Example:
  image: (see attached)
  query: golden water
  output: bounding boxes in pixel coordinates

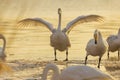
[0,16,120,61]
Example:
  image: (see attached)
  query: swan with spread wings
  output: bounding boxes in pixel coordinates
[17,8,104,61]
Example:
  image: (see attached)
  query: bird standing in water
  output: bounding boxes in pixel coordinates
[18,8,104,61]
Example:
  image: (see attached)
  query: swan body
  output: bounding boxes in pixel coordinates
[42,63,114,80]
[50,30,70,51]
[85,29,108,68]
[0,34,6,61]
[18,8,104,61]
[107,28,120,60]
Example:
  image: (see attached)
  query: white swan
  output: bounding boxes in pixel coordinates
[0,34,6,61]
[85,29,108,68]
[42,63,114,80]
[106,28,120,60]
[17,8,104,61]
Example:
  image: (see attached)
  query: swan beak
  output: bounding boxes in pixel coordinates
[95,40,97,44]
[94,33,97,44]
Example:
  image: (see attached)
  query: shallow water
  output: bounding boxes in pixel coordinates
[0,16,120,61]
[0,17,120,80]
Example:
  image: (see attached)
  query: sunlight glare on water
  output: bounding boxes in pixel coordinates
[0,0,120,61]
[0,16,120,61]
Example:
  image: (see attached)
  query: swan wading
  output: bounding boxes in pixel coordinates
[0,34,6,61]
[18,8,104,61]
[42,63,114,80]
[107,28,120,60]
[85,29,108,68]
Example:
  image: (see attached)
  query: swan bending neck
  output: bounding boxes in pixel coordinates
[118,29,120,37]
[42,63,60,80]
[3,37,6,52]
[0,35,6,52]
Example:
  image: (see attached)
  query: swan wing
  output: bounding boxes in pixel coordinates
[17,18,55,33]
[107,35,117,44]
[61,65,113,80]
[86,39,96,52]
[106,35,119,51]
[62,15,104,33]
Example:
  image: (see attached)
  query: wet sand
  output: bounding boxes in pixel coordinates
[0,59,119,80]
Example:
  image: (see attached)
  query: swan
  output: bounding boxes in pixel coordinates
[85,29,108,68]
[42,63,114,80]
[106,28,120,60]
[17,8,104,61]
[0,34,6,61]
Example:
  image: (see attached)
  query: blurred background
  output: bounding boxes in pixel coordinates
[0,0,120,20]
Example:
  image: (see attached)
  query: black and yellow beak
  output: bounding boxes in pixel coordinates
[94,33,97,44]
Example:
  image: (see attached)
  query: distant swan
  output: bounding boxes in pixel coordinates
[85,29,108,68]
[42,63,114,80]
[18,8,103,61]
[107,28,120,60]
[0,34,6,61]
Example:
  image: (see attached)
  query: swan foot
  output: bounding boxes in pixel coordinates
[97,65,100,68]
[64,58,68,61]
[54,59,58,61]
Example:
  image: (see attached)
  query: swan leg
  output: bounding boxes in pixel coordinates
[118,49,119,60]
[107,50,109,60]
[54,48,58,61]
[64,49,68,61]
[85,55,88,65]
[98,56,101,68]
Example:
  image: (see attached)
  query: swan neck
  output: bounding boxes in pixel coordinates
[118,28,120,34]
[58,13,61,30]
[3,37,6,52]
[0,35,6,52]
[118,29,120,37]
[42,64,60,80]
[94,31,103,44]
[98,32,104,44]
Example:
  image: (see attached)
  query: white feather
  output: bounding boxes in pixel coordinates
[86,29,108,56]
[107,29,120,52]
[85,29,108,68]
[17,8,104,61]
[42,63,114,80]
[106,28,120,60]
[0,34,6,61]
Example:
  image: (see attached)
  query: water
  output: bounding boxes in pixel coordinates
[0,17,120,61]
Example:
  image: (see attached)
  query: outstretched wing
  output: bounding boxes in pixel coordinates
[62,15,104,33]
[17,18,55,33]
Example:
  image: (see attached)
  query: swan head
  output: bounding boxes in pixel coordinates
[58,8,62,15]
[94,29,102,44]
